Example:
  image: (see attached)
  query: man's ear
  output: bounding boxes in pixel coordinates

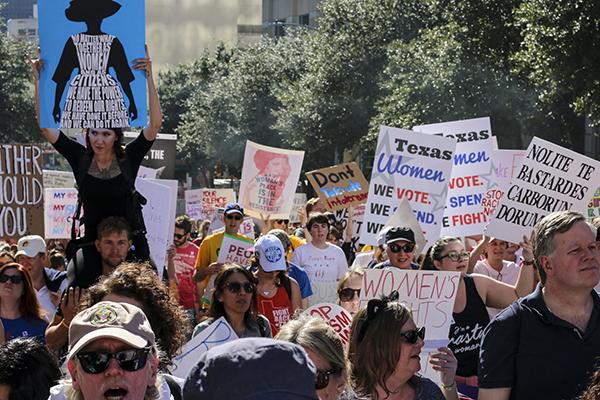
[95,240,101,252]
[539,255,552,277]
[67,359,81,391]
[148,354,159,386]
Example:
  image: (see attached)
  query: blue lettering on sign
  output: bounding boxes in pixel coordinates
[453,151,489,166]
[376,153,445,183]
[449,194,483,208]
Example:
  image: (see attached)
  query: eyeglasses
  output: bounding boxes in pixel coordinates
[76,347,152,374]
[174,233,186,239]
[440,251,470,262]
[224,281,255,294]
[400,326,426,344]
[388,242,415,253]
[275,219,289,224]
[225,214,243,221]
[0,274,23,284]
[315,367,341,390]
[338,288,361,302]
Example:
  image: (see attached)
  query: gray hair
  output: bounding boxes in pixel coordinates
[276,314,346,372]
[532,211,590,284]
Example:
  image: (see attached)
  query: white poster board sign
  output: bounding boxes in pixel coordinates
[44,188,78,239]
[42,169,75,189]
[303,303,352,346]
[216,233,255,266]
[170,317,238,379]
[137,166,158,179]
[334,204,366,251]
[308,282,339,308]
[239,141,304,219]
[482,150,526,219]
[485,137,600,242]
[289,193,307,223]
[361,126,456,246]
[185,188,236,222]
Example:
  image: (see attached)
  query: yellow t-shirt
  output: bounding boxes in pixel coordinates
[288,234,306,260]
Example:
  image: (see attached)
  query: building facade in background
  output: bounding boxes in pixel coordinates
[262,0,320,36]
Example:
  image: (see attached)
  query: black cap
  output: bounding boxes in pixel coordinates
[385,227,415,245]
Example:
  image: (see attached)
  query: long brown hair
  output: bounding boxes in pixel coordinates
[0,263,44,321]
[210,264,259,324]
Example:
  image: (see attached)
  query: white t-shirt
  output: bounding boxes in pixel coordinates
[291,242,348,284]
[36,280,68,322]
[473,259,520,317]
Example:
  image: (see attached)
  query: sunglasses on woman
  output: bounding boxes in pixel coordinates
[388,242,415,253]
[400,326,426,344]
[315,367,341,390]
[0,274,23,284]
[440,251,470,262]
[225,214,243,221]
[76,347,152,374]
[224,281,255,294]
[275,219,289,224]
[338,288,361,302]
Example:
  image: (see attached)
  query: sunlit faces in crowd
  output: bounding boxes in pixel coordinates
[0,266,24,301]
[216,271,256,315]
[433,240,470,275]
[337,268,364,317]
[486,239,508,263]
[95,230,131,270]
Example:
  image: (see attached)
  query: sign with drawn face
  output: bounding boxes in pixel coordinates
[38,0,146,128]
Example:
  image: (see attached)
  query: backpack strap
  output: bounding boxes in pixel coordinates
[279,271,292,301]
[257,315,270,338]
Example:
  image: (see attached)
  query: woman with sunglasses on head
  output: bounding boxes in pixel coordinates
[337,268,364,317]
[253,234,302,336]
[420,236,536,398]
[277,314,348,400]
[192,263,272,338]
[348,292,458,400]
[0,263,48,343]
[31,44,162,262]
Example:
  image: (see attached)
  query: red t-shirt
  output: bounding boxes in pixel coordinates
[174,241,199,309]
[257,286,293,336]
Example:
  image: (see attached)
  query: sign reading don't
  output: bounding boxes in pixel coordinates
[306,162,369,211]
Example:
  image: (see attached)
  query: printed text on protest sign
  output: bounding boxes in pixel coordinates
[307,162,369,211]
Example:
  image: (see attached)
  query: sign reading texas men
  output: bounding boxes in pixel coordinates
[414,117,496,237]
[38,0,146,129]
[360,126,455,246]
[306,162,369,211]
[485,137,600,242]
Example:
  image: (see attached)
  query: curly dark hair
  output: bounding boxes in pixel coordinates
[581,367,600,400]
[80,262,190,370]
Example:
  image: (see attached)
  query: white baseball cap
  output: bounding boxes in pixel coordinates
[255,234,286,272]
[15,235,46,258]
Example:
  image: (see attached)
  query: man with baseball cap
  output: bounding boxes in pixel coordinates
[194,203,252,311]
[16,235,67,320]
[54,301,159,400]
[372,226,419,270]
[184,337,319,399]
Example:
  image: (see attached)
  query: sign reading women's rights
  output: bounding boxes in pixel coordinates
[185,188,236,221]
[171,317,238,379]
[306,162,369,211]
[0,144,44,238]
[482,150,526,219]
[38,0,146,129]
[303,303,352,346]
[216,234,255,266]
[44,188,78,239]
[239,141,304,219]
[361,126,455,246]
[414,117,496,237]
[486,137,600,242]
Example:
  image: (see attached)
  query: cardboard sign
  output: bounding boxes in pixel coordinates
[361,269,459,347]
[185,188,236,222]
[124,132,176,178]
[170,317,238,379]
[38,0,146,129]
[289,193,307,223]
[44,188,78,239]
[307,162,369,211]
[239,141,304,219]
[334,204,366,251]
[303,303,353,346]
[361,127,455,246]
[216,233,255,266]
[485,137,600,242]
[136,178,174,279]
[0,144,44,238]
[42,169,75,188]
[483,150,526,219]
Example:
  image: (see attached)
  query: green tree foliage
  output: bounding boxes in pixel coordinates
[0,18,37,143]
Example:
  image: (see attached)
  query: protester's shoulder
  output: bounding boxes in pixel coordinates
[371,261,389,270]
[415,376,444,400]
[202,231,225,244]
[328,243,347,256]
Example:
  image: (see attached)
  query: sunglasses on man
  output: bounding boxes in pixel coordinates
[76,347,152,374]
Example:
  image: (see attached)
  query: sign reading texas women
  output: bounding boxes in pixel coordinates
[38,0,146,129]
[361,126,456,246]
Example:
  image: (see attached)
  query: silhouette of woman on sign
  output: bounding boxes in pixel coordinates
[52,0,137,129]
